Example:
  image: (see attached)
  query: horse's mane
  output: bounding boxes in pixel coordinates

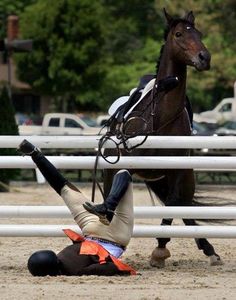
[155,45,164,74]
[155,18,195,74]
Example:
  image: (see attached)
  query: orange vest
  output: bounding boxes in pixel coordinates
[63,229,136,275]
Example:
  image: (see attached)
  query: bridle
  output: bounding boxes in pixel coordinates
[91,76,182,202]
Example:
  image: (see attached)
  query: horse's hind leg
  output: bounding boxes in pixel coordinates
[182,219,223,265]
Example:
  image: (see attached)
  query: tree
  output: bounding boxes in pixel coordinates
[15,0,161,110]
[14,0,236,112]
[15,0,106,111]
[97,0,162,108]
[0,0,36,38]
[0,86,19,192]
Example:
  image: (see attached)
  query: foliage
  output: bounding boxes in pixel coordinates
[13,0,236,112]
[98,0,162,107]
[15,0,106,111]
[0,0,36,38]
[0,86,19,191]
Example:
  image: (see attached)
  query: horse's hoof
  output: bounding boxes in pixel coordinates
[150,247,171,268]
[209,255,223,266]
[150,258,166,268]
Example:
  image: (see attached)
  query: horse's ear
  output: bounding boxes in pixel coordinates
[163,8,173,25]
[184,11,195,24]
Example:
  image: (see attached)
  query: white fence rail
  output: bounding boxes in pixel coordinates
[1,135,236,149]
[0,224,236,238]
[1,205,236,219]
[1,205,236,238]
[1,155,236,170]
[0,135,236,238]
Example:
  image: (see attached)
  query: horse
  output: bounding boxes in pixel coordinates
[102,9,223,268]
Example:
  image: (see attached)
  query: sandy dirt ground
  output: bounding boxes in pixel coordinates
[0,182,236,300]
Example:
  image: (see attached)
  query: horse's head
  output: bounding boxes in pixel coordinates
[164,9,211,71]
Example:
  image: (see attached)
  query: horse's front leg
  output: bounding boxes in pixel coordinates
[149,170,195,268]
[150,218,172,268]
[146,177,172,267]
[182,219,223,266]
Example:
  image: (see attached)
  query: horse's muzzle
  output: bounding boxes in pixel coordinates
[194,50,211,71]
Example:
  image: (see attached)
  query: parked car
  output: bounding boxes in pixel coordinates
[18,113,105,136]
[194,82,236,124]
[215,121,236,136]
[192,121,236,156]
[191,121,219,156]
[192,121,217,136]
[79,114,98,127]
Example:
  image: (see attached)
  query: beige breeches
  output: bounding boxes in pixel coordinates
[61,173,133,247]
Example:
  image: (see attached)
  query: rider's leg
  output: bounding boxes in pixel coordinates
[83,170,132,224]
[82,173,134,247]
[60,170,134,247]
[18,139,98,225]
[18,140,134,247]
[18,139,79,194]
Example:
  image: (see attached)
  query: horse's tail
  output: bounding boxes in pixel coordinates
[193,187,236,207]
[146,178,235,223]
[192,189,235,223]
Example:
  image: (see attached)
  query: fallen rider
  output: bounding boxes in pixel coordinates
[18,139,136,276]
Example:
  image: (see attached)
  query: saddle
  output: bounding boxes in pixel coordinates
[107,74,193,129]
[108,74,156,124]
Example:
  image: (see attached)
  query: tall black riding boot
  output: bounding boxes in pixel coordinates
[18,139,74,195]
[83,170,132,225]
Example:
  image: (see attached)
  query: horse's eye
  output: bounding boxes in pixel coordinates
[175,32,182,38]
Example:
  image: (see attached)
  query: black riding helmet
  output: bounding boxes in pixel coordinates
[28,250,61,276]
